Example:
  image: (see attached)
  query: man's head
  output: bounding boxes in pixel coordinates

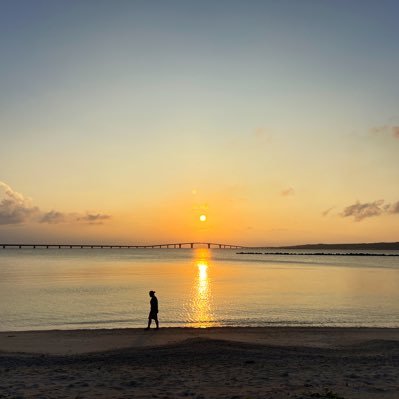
[149,290,155,297]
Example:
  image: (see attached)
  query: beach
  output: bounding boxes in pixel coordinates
[1,327,398,398]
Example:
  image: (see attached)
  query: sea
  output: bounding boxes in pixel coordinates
[1,248,398,331]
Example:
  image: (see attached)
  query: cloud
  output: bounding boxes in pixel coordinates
[341,198,399,221]
[322,207,335,217]
[387,201,399,214]
[341,200,386,221]
[0,181,110,226]
[371,125,399,139]
[0,182,39,225]
[39,211,111,225]
[281,187,295,196]
[76,213,111,224]
[39,210,66,224]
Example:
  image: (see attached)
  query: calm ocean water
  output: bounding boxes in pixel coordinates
[0,248,398,331]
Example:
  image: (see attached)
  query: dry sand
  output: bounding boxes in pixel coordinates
[0,327,398,398]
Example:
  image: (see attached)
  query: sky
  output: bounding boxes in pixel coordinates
[1,0,399,246]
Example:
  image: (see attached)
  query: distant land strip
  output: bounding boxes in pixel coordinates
[269,242,399,250]
[237,252,399,257]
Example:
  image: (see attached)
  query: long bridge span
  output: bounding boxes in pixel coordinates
[0,242,246,249]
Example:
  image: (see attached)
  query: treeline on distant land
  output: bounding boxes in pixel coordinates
[275,242,399,250]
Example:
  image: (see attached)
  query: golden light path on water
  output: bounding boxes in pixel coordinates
[188,248,217,328]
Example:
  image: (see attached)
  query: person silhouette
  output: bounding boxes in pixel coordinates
[145,290,159,330]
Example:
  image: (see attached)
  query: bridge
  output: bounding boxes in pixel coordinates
[0,242,246,249]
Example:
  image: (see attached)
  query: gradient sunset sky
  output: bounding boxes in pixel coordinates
[1,0,399,246]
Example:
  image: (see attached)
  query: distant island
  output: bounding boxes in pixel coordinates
[271,242,399,250]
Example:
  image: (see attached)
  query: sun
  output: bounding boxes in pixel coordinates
[199,214,207,222]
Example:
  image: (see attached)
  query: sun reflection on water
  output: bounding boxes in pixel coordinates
[188,248,216,328]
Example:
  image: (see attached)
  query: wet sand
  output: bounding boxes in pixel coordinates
[1,327,398,398]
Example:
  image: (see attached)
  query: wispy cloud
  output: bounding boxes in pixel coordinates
[322,206,335,217]
[39,211,111,225]
[40,210,66,224]
[0,181,111,226]
[281,187,295,196]
[76,213,111,224]
[370,125,399,139]
[340,199,399,221]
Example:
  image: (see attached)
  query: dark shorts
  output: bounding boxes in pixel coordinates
[149,311,158,320]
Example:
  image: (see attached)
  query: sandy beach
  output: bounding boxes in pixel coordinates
[0,327,398,398]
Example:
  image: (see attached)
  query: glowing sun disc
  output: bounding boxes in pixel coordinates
[199,214,207,222]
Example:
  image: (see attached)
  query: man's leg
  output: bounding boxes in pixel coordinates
[146,318,152,330]
[155,317,159,329]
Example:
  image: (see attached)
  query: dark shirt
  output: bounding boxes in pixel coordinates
[150,296,158,313]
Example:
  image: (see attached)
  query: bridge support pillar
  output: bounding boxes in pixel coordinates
[207,243,211,249]
[190,243,193,249]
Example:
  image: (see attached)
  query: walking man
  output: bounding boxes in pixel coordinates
[145,290,159,330]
